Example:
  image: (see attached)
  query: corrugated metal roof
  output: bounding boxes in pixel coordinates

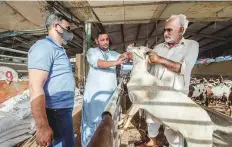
[0,1,232,60]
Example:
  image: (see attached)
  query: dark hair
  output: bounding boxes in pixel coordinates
[45,13,70,29]
[96,31,112,45]
[96,31,108,39]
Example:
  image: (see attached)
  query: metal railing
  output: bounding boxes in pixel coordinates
[0,46,28,55]
[88,79,124,147]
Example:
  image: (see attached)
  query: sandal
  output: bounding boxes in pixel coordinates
[134,139,149,146]
[134,139,157,147]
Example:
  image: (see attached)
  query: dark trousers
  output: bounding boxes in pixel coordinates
[46,108,75,147]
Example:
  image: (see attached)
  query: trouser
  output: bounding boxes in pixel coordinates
[46,108,75,147]
[146,113,184,147]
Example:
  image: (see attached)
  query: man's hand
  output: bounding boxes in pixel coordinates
[148,52,182,73]
[116,55,127,65]
[149,52,160,63]
[126,52,133,60]
[121,52,128,58]
[36,124,53,147]
[97,53,128,68]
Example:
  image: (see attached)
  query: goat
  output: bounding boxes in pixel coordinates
[123,46,232,147]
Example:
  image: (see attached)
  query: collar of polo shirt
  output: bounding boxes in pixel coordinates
[45,36,64,49]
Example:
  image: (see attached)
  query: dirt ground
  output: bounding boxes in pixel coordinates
[208,103,232,117]
[119,88,169,147]
[119,112,169,147]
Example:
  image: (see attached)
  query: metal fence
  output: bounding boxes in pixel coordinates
[88,79,124,147]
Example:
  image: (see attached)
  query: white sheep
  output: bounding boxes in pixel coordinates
[123,46,232,147]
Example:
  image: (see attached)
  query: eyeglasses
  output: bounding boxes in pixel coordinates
[164,28,172,32]
[58,24,71,32]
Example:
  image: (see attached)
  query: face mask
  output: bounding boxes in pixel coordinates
[57,24,74,45]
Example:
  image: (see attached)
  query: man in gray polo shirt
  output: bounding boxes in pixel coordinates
[28,13,75,147]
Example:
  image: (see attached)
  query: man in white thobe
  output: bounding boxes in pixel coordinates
[136,14,199,147]
[81,32,128,147]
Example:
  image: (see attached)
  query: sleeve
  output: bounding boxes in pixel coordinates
[180,41,199,75]
[152,44,162,54]
[114,51,121,60]
[86,48,101,68]
[27,42,54,72]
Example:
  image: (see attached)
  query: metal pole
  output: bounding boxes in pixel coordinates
[83,22,91,85]
[0,55,27,61]
[0,46,27,55]
[86,23,92,51]
[17,70,28,73]
[0,62,27,66]
[83,27,86,86]
[155,21,158,46]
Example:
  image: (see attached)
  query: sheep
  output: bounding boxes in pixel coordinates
[123,46,232,147]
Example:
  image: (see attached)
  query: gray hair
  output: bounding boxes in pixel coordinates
[45,13,68,29]
[166,14,189,35]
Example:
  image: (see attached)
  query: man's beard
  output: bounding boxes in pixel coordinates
[164,35,179,43]
[100,44,109,51]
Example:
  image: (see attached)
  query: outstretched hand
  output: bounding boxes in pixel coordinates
[116,54,128,65]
